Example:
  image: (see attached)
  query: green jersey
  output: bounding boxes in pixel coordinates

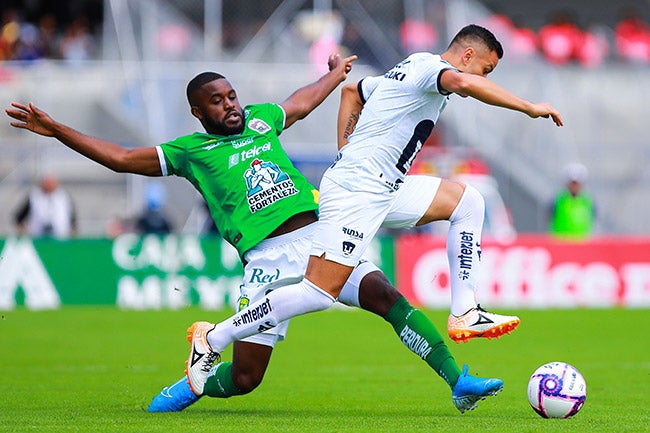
[157,103,319,257]
[549,190,594,240]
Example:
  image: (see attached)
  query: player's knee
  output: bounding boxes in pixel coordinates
[232,371,264,394]
[465,184,485,210]
[358,271,402,317]
[450,183,485,223]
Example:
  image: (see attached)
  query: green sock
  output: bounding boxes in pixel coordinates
[203,362,244,398]
[385,296,461,389]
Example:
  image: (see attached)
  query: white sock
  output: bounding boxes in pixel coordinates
[447,185,484,316]
[207,279,335,353]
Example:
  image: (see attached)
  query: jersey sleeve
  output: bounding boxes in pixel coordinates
[358,75,382,103]
[156,137,188,177]
[254,103,286,134]
[155,146,169,176]
[414,56,457,96]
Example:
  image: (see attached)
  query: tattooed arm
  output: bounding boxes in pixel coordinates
[336,82,364,150]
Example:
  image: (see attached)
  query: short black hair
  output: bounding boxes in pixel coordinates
[186,72,226,105]
[449,24,503,59]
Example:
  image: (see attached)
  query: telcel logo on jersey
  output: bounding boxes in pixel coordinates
[229,141,272,167]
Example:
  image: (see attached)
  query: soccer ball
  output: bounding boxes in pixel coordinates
[527,362,586,418]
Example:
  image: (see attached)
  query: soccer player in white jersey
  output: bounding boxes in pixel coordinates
[182,24,564,397]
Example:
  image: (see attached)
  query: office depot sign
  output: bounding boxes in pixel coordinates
[397,235,650,308]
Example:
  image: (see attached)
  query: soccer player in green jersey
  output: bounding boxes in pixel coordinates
[7,53,502,413]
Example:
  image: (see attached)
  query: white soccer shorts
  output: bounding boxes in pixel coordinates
[240,222,380,347]
[310,174,441,267]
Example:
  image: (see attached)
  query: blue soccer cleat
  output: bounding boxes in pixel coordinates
[148,376,201,412]
[452,364,504,413]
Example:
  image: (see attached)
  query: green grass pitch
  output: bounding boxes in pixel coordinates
[0,307,648,432]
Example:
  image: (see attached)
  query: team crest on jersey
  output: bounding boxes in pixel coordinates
[244,158,299,213]
[247,118,271,134]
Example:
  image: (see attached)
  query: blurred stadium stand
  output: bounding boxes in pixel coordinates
[0,0,648,236]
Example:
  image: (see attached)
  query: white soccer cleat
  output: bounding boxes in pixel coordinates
[448,305,520,344]
[184,321,220,396]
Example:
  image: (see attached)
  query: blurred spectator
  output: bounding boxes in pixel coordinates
[35,14,60,59]
[548,163,596,240]
[305,11,344,75]
[615,7,650,64]
[483,13,539,61]
[539,10,583,65]
[59,16,95,64]
[508,18,539,60]
[399,19,438,54]
[576,23,610,68]
[157,23,192,60]
[13,22,41,61]
[309,34,339,74]
[14,175,77,238]
[0,8,101,63]
[0,8,20,61]
[106,214,127,238]
[135,182,173,234]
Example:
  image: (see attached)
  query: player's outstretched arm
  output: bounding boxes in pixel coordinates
[281,53,357,129]
[337,82,364,150]
[6,102,162,176]
[439,70,564,127]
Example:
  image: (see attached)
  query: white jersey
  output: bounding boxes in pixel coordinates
[26,187,75,238]
[325,52,456,193]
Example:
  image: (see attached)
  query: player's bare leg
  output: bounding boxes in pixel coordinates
[304,253,354,298]
[149,341,272,412]
[416,178,465,225]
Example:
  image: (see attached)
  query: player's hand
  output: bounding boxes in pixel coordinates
[328,53,358,75]
[6,102,57,137]
[528,102,564,127]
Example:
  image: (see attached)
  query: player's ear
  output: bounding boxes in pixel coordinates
[190,106,202,120]
[462,47,475,65]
